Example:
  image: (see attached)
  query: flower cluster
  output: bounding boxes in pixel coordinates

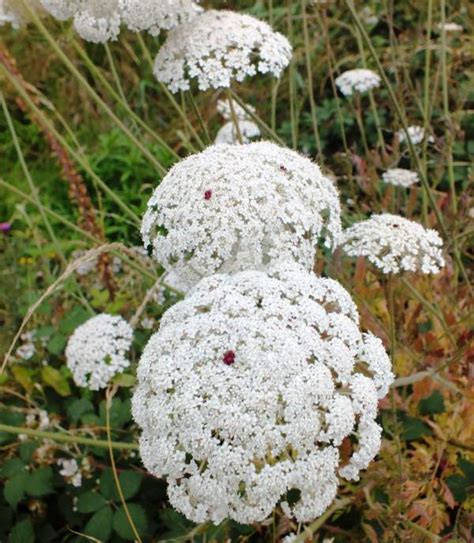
[335,68,381,96]
[0,0,22,28]
[397,125,434,146]
[133,262,393,524]
[40,0,200,42]
[65,313,133,390]
[153,10,292,92]
[339,213,445,274]
[57,458,82,487]
[437,22,463,32]
[381,168,419,188]
[141,141,342,290]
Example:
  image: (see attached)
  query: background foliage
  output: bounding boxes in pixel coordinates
[0,0,473,541]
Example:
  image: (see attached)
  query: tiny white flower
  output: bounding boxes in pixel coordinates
[397,125,434,145]
[381,168,419,188]
[340,213,445,274]
[57,458,82,487]
[133,262,393,524]
[153,10,292,92]
[65,314,133,390]
[437,22,463,32]
[335,68,381,97]
[141,142,342,291]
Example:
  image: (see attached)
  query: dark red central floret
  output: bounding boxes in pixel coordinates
[223,350,236,365]
[204,190,212,200]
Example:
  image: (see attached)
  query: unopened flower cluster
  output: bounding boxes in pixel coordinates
[153,10,292,92]
[382,168,419,188]
[340,214,445,274]
[40,0,200,42]
[133,262,393,524]
[335,69,381,97]
[141,142,342,290]
[65,313,133,390]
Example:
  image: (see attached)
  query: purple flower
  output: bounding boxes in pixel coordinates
[0,222,11,233]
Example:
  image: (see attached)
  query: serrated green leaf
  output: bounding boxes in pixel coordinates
[112,503,147,540]
[25,467,54,497]
[4,471,28,508]
[84,506,113,542]
[118,471,143,500]
[66,398,94,424]
[9,518,35,543]
[419,390,445,415]
[58,306,89,334]
[77,491,107,514]
[41,366,71,397]
[0,458,25,478]
[46,334,67,355]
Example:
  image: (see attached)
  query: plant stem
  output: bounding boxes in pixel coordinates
[0,424,138,450]
[227,89,243,144]
[301,0,323,160]
[293,498,351,542]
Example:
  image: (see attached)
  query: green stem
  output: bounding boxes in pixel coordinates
[0,424,138,450]
[287,0,298,149]
[21,2,167,176]
[1,64,140,225]
[301,0,323,160]
[293,498,351,542]
[227,89,243,144]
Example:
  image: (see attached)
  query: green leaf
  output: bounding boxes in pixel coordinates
[459,458,474,484]
[46,333,67,355]
[445,474,469,503]
[9,518,35,543]
[0,458,25,478]
[84,506,113,542]
[58,306,90,334]
[118,471,143,500]
[20,440,40,463]
[11,365,35,393]
[419,390,445,415]
[399,413,432,441]
[112,503,147,540]
[25,467,54,497]
[4,471,28,508]
[112,373,136,387]
[77,491,107,514]
[41,366,71,397]
[99,469,116,500]
[66,398,94,424]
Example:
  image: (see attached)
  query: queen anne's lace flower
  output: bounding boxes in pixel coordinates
[153,10,292,92]
[141,141,342,290]
[133,262,393,524]
[397,125,434,145]
[0,0,22,27]
[215,120,261,145]
[119,0,200,36]
[340,214,445,274]
[65,314,133,390]
[438,22,463,32]
[381,168,419,188]
[335,68,381,96]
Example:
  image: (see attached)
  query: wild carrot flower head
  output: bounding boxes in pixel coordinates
[132,262,393,524]
[397,125,434,145]
[381,168,419,188]
[118,0,201,36]
[335,68,381,96]
[340,213,445,274]
[65,313,133,390]
[141,141,342,290]
[153,10,292,92]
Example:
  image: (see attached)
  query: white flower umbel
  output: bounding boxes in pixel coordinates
[153,10,292,92]
[57,458,82,487]
[340,214,445,274]
[133,262,393,524]
[65,314,133,390]
[141,141,342,290]
[119,0,200,36]
[335,68,381,97]
[0,0,22,27]
[214,120,261,145]
[397,125,434,145]
[217,99,255,121]
[381,168,419,188]
[437,22,463,32]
